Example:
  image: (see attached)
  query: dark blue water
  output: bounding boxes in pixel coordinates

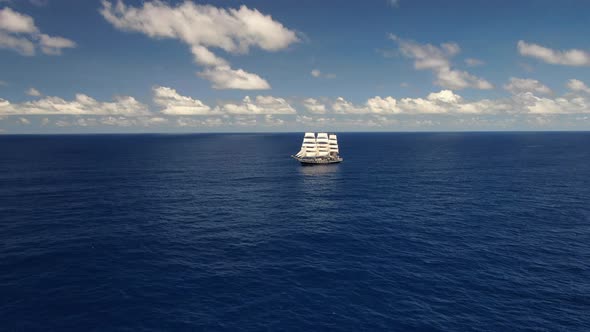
[1,133,589,331]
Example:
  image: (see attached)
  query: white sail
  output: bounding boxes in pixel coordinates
[295,148,306,157]
[329,134,339,154]
[303,132,317,157]
[316,132,330,157]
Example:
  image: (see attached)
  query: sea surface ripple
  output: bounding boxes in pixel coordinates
[1,132,589,331]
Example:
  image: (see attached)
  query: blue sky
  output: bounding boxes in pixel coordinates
[1,0,589,133]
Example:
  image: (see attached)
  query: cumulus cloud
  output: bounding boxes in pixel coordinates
[4,80,590,131]
[152,87,296,115]
[517,41,590,66]
[302,98,326,113]
[324,86,590,116]
[332,97,370,114]
[26,87,41,97]
[0,7,75,56]
[567,79,590,94]
[0,94,149,115]
[215,95,296,114]
[331,90,481,115]
[153,86,215,115]
[366,96,400,114]
[0,7,37,33]
[100,0,299,90]
[296,114,333,126]
[513,92,589,114]
[389,34,493,90]
[504,77,552,95]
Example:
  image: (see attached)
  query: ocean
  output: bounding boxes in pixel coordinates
[1,132,589,331]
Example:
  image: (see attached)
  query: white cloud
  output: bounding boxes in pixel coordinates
[396,96,447,114]
[52,116,170,128]
[4,81,590,131]
[517,41,590,66]
[0,31,35,55]
[465,58,484,67]
[19,117,30,125]
[567,79,590,94]
[302,98,326,113]
[100,0,299,90]
[367,96,400,114]
[0,7,75,56]
[153,86,295,116]
[296,114,333,126]
[232,115,257,126]
[216,95,296,114]
[144,117,168,125]
[435,67,493,90]
[427,90,463,103]
[389,34,493,90]
[332,90,493,115]
[38,34,76,55]
[504,77,552,95]
[26,87,41,97]
[190,45,228,67]
[0,7,37,34]
[513,92,589,114]
[264,114,285,126]
[310,68,335,79]
[198,65,270,90]
[153,86,215,115]
[323,88,587,115]
[332,97,369,114]
[0,94,149,115]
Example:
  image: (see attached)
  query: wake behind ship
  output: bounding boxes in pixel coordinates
[291,132,343,165]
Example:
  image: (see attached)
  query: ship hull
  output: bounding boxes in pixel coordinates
[291,155,343,165]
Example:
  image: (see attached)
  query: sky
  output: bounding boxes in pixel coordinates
[0,0,590,133]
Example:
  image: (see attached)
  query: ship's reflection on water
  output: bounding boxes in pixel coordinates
[297,164,341,176]
[296,164,343,216]
[298,164,342,198]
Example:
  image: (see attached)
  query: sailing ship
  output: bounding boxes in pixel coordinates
[291,132,343,165]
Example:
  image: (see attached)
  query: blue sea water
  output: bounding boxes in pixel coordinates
[1,132,589,331]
